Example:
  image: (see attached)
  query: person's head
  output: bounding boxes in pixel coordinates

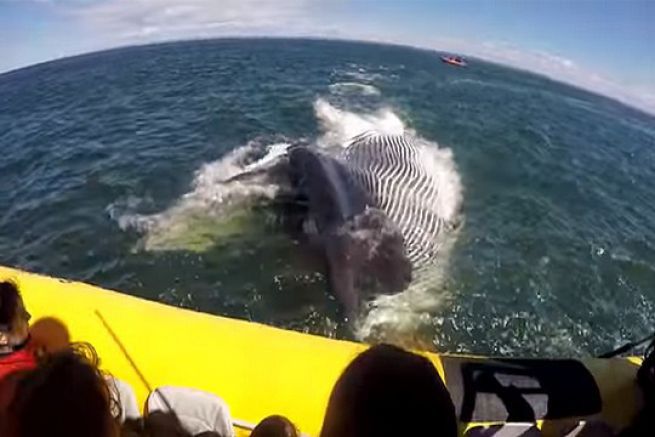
[0,281,31,350]
[5,342,120,437]
[320,344,457,437]
[251,415,299,437]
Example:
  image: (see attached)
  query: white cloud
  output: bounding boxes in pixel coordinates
[74,0,322,43]
[458,41,655,115]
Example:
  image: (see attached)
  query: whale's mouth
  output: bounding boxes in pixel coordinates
[325,208,413,315]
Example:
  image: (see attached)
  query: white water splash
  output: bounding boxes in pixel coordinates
[244,142,291,172]
[113,140,290,251]
[329,81,381,96]
[415,139,463,224]
[355,228,461,343]
[314,98,405,148]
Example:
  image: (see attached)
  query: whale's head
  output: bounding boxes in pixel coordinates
[286,146,412,318]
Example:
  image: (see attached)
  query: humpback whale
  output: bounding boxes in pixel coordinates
[276,132,460,318]
[204,131,460,318]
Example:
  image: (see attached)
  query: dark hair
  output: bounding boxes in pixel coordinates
[8,342,120,437]
[320,344,458,437]
[0,281,20,327]
[251,415,299,437]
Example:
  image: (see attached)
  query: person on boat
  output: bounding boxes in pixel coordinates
[0,281,36,383]
[250,415,299,437]
[146,386,299,437]
[146,386,234,437]
[2,342,123,437]
[320,343,457,437]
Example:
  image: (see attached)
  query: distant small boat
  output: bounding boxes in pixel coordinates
[441,55,467,67]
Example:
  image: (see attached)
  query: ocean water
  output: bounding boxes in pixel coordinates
[1,38,655,357]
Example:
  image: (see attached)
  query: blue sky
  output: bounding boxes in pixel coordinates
[1,0,654,113]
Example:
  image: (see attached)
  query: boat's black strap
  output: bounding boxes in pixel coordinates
[441,357,602,423]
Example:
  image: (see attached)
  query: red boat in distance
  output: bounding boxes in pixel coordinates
[441,55,468,67]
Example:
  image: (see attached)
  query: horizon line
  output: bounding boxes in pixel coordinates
[2,35,654,119]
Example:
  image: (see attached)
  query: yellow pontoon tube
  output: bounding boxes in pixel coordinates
[0,266,643,436]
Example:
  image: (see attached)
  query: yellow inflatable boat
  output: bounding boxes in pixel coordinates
[0,266,643,436]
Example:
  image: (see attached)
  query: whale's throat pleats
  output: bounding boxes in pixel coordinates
[341,133,446,265]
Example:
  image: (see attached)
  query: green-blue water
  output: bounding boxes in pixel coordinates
[1,39,655,356]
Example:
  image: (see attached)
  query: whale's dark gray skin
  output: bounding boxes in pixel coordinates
[287,146,370,233]
[286,146,413,318]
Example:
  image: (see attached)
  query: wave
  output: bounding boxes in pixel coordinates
[342,67,385,83]
[329,81,380,96]
[448,77,531,95]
